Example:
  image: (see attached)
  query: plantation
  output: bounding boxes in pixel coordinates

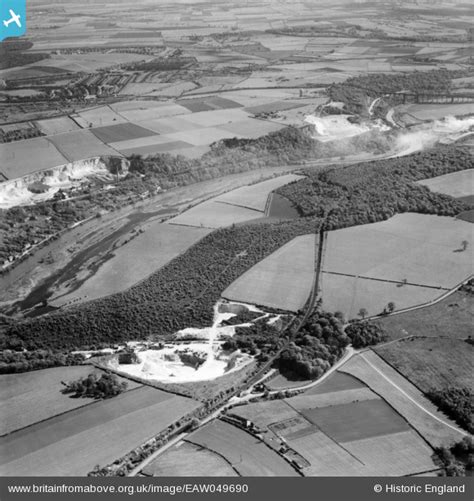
[2,219,316,352]
[277,147,472,230]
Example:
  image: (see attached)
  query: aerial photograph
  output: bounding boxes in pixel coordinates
[0,0,473,489]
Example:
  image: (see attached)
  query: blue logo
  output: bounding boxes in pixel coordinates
[1,0,26,42]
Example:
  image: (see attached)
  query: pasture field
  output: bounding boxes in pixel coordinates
[46,130,119,162]
[35,116,80,136]
[214,174,304,212]
[0,138,67,180]
[222,234,316,312]
[0,387,200,476]
[72,106,128,128]
[90,123,158,144]
[109,101,165,113]
[376,290,473,341]
[320,273,443,320]
[51,223,212,306]
[107,135,183,152]
[339,351,465,447]
[375,337,473,392]
[137,117,203,134]
[417,169,473,199]
[0,366,141,436]
[119,141,194,157]
[167,200,262,229]
[322,214,473,289]
[186,420,298,477]
[166,127,243,147]
[142,442,238,477]
[304,372,365,395]
[179,109,250,127]
[176,96,242,112]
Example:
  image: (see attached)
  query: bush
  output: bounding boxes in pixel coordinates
[345,322,386,348]
[61,372,127,399]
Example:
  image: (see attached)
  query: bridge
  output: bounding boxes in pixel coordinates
[390,92,474,105]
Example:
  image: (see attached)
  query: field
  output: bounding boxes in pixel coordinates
[0,386,200,476]
[46,130,119,162]
[186,419,299,477]
[35,116,81,136]
[0,366,141,436]
[376,289,473,341]
[90,123,158,144]
[142,442,238,477]
[214,174,304,212]
[51,223,212,307]
[72,106,128,128]
[230,368,437,476]
[417,169,474,199]
[320,213,473,318]
[0,138,67,179]
[222,234,316,312]
[375,337,473,392]
[339,351,466,447]
[404,104,474,121]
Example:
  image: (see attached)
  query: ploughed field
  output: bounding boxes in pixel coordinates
[229,371,438,476]
[222,234,316,312]
[0,381,200,476]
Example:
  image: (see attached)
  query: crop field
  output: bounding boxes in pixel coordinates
[142,442,238,477]
[167,200,263,229]
[46,130,119,162]
[287,388,379,411]
[118,105,191,123]
[0,386,200,476]
[0,366,141,436]
[375,337,473,392]
[222,234,316,312]
[166,127,243,147]
[219,119,285,138]
[417,169,474,199]
[300,399,409,442]
[0,138,68,180]
[232,367,437,476]
[376,289,473,341]
[322,213,473,290]
[180,109,250,127]
[72,106,128,128]
[35,116,81,136]
[214,174,304,212]
[90,123,158,144]
[176,96,243,113]
[186,420,298,477]
[339,351,465,447]
[51,223,212,306]
[320,273,443,320]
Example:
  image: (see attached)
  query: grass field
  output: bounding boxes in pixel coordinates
[0,138,67,180]
[47,130,119,162]
[322,214,473,290]
[167,200,263,229]
[186,420,298,477]
[0,386,200,476]
[214,174,304,212]
[35,117,80,136]
[51,223,212,307]
[376,290,473,341]
[375,337,473,392]
[0,366,141,436]
[230,401,299,428]
[339,351,465,447]
[222,234,316,312]
[142,442,238,477]
[405,104,474,120]
[321,273,444,320]
[72,106,128,128]
[417,169,474,199]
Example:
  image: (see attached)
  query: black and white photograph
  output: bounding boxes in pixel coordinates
[0,0,472,499]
